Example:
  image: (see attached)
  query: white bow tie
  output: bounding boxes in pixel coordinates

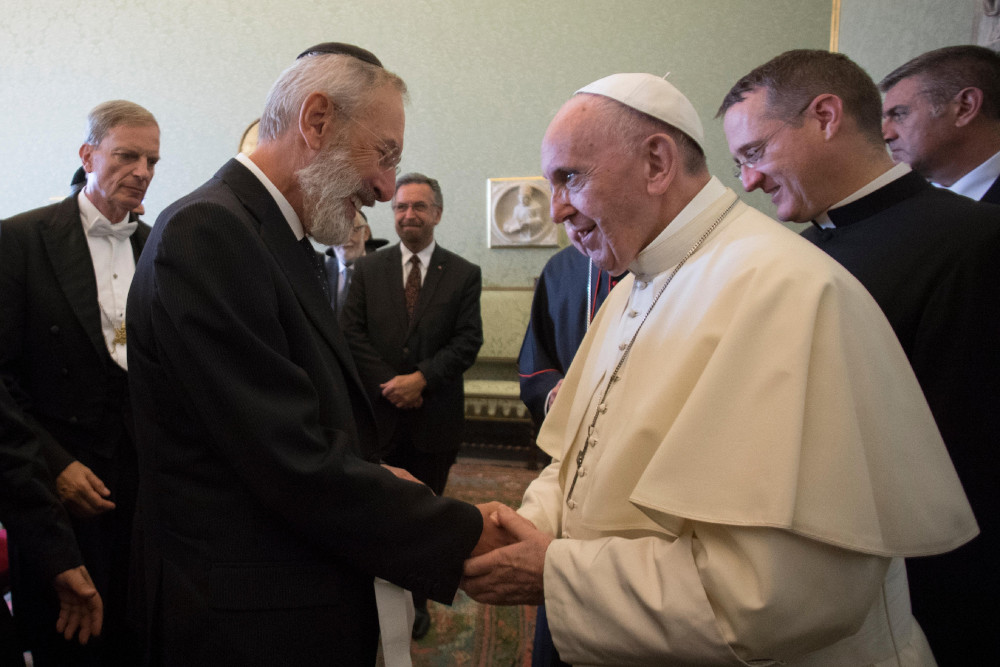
[88,218,138,241]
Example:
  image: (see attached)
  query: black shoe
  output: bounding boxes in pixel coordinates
[412,605,431,640]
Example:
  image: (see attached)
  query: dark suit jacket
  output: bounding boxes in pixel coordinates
[518,246,623,427]
[0,190,148,477]
[981,173,1000,204]
[341,243,483,456]
[127,159,481,666]
[0,192,146,649]
[801,171,1000,664]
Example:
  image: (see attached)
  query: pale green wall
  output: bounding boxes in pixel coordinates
[838,0,981,81]
[0,0,832,286]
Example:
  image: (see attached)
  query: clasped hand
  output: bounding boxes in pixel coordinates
[380,371,426,409]
[463,504,553,606]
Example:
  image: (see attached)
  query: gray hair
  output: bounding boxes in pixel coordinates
[582,94,707,176]
[879,45,1000,120]
[394,172,443,209]
[84,100,158,146]
[258,53,407,143]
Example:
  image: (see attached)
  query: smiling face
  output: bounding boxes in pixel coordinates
[881,75,955,182]
[80,123,160,222]
[393,183,441,253]
[299,85,405,245]
[541,96,657,275]
[723,88,830,222]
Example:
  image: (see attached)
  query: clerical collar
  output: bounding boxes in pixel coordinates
[235,153,305,241]
[813,163,911,229]
[629,176,730,280]
[78,189,129,228]
[940,148,1000,201]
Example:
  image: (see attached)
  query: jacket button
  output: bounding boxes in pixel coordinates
[50,325,60,335]
[69,416,78,424]
[61,368,70,376]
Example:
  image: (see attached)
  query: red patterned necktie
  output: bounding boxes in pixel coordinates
[405,254,421,319]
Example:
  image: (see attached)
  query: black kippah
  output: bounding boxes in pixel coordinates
[295,42,383,68]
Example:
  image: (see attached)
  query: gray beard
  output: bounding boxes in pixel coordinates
[297,146,366,246]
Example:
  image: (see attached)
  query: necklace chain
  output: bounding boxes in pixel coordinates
[98,300,127,350]
[566,196,739,502]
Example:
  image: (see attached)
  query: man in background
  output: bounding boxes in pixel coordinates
[0,99,158,666]
[880,45,1000,203]
[342,172,483,639]
[720,49,1000,664]
[1,382,104,665]
[324,209,386,317]
[518,246,624,428]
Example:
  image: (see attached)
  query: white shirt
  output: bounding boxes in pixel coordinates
[79,190,134,370]
[236,153,304,240]
[940,148,1000,201]
[399,241,435,286]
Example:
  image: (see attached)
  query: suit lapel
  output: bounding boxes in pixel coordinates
[217,160,367,394]
[40,195,107,358]
[381,245,408,333]
[982,174,1000,205]
[407,245,447,335]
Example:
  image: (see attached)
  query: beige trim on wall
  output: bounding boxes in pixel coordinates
[830,0,841,52]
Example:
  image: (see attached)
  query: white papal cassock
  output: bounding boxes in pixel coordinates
[519,177,977,666]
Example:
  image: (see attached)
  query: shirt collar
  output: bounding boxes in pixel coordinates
[814,163,911,229]
[400,240,435,268]
[940,148,1000,201]
[78,189,129,229]
[235,153,305,240]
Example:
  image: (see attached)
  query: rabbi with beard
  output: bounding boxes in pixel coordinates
[126,43,504,666]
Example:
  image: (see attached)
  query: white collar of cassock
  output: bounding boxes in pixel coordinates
[629,176,728,280]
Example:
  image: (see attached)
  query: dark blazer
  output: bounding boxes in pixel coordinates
[517,246,624,427]
[0,191,146,657]
[801,171,1000,664]
[981,173,1000,204]
[341,243,483,456]
[127,159,481,666]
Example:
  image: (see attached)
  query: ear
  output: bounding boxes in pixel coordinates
[298,92,335,152]
[953,87,984,128]
[362,225,372,241]
[79,144,93,172]
[645,133,679,196]
[807,93,844,139]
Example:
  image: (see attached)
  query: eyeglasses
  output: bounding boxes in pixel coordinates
[392,201,437,215]
[731,121,792,179]
[347,116,402,174]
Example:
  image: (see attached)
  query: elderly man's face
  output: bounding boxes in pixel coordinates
[723,88,827,222]
[80,123,160,222]
[881,75,955,183]
[541,96,653,275]
[299,85,404,245]
[333,212,370,265]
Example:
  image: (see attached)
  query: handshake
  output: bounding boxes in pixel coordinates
[462,502,554,606]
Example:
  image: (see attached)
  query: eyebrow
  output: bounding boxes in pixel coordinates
[882,104,909,118]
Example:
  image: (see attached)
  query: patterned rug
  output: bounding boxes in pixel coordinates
[412,459,541,667]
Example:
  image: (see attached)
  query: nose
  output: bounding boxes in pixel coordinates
[549,188,575,224]
[882,119,897,143]
[133,157,153,181]
[372,168,395,202]
[739,165,764,192]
